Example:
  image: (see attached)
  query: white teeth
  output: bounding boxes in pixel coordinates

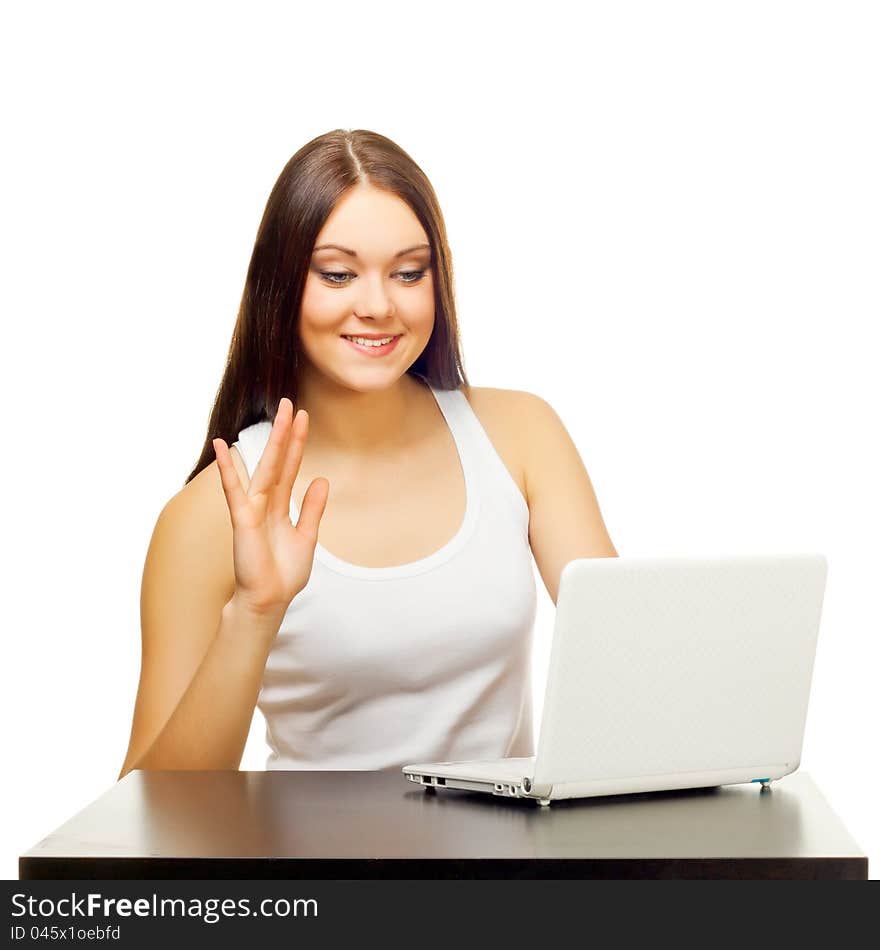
[344,335,396,347]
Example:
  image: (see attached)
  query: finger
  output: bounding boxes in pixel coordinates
[249,397,294,497]
[213,438,250,521]
[295,477,330,543]
[270,408,308,522]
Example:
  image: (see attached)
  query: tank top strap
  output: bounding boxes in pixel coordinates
[425,384,481,504]
[427,384,529,526]
[231,419,272,480]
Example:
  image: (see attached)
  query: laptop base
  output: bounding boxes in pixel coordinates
[402,757,792,805]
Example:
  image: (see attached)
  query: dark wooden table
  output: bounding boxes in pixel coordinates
[19,769,867,879]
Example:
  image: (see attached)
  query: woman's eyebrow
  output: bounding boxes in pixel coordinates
[312,243,430,258]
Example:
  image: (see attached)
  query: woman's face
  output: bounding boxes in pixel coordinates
[299,183,435,393]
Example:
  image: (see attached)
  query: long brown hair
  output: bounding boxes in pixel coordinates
[185,128,468,484]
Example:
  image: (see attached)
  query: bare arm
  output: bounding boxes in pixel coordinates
[519,393,618,603]
[118,401,328,780]
[117,449,273,779]
[118,592,284,778]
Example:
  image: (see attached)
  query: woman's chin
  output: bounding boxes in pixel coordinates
[323,365,411,394]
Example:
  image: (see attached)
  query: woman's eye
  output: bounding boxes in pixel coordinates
[319,271,353,285]
[318,269,427,286]
[397,269,426,284]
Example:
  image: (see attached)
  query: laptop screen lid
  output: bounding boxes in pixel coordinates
[532,554,827,790]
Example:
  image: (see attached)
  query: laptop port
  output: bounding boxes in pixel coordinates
[422,776,432,784]
[436,777,446,785]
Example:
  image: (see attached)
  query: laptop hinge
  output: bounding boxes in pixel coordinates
[522,776,552,798]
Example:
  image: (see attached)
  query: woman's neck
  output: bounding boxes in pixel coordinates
[294,369,431,457]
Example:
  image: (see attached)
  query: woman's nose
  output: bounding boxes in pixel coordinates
[355,272,395,319]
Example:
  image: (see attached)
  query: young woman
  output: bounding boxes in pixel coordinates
[118,129,617,780]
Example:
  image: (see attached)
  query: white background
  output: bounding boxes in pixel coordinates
[1,1,877,880]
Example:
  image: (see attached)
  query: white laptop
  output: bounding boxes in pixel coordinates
[402,553,827,805]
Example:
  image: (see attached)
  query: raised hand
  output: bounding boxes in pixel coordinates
[212,398,329,617]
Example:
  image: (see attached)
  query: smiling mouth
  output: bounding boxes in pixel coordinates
[341,334,401,347]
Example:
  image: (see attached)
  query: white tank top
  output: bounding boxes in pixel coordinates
[233,380,536,770]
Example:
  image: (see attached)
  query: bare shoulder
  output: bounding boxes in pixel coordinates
[460,385,574,503]
[461,384,557,437]
[163,457,227,529]
[164,446,250,523]
[459,385,553,499]
[145,451,247,604]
